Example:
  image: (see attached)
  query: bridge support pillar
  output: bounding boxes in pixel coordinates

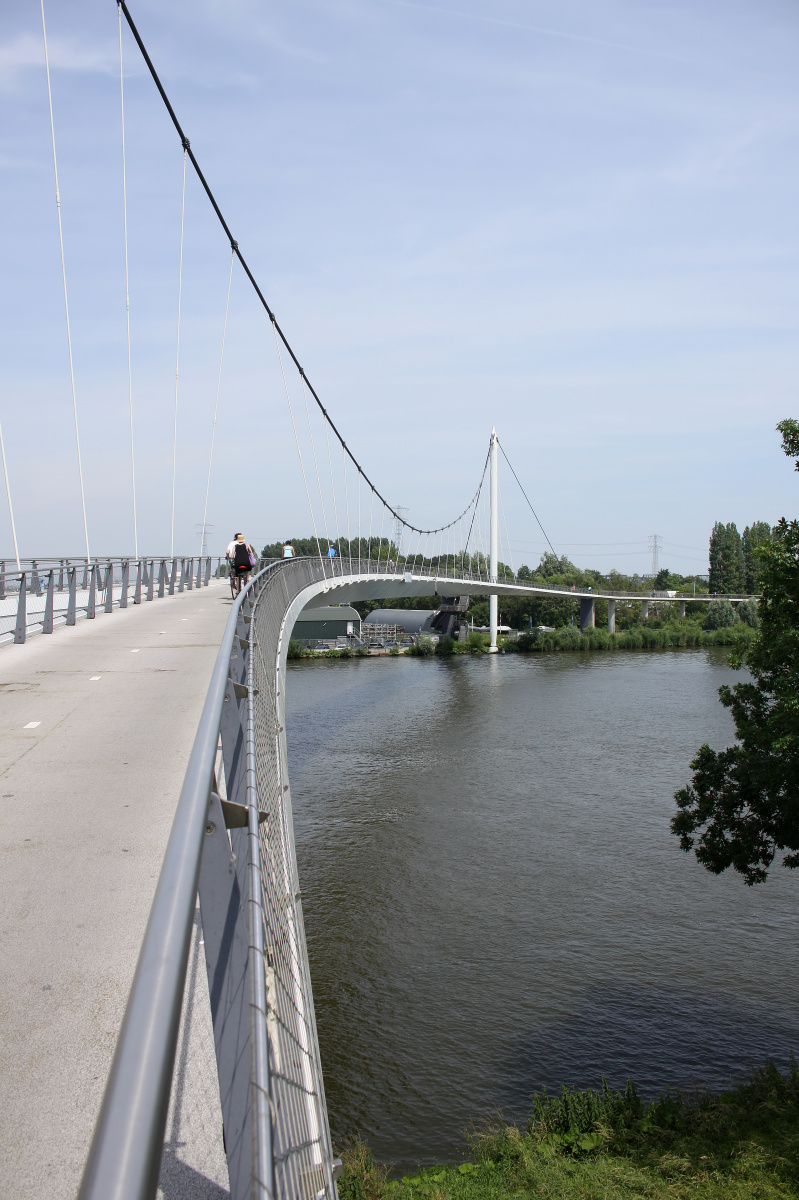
[580,597,595,633]
[489,428,499,652]
[641,599,649,621]
[679,600,686,619]
[607,598,615,633]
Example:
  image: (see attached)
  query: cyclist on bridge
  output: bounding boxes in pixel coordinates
[226,532,256,596]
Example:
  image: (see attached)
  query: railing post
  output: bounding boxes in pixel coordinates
[0,560,4,601]
[82,562,89,589]
[134,560,142,605]
[148,561,155,602]
[43,570,55,634]
[120,561,129,609]
[104,563,114,614]
[67,567,77,626]
[178,559,185,594]
[195,557,202,589]
[88,565,96,619]
[158,560,166,599]
[14,573,27,644]
[204,556,211,586]
[169,559,177,596]
[187,558,194,591]
[32,559,42,597]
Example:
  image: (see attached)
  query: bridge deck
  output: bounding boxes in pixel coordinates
[0,582,232,1200]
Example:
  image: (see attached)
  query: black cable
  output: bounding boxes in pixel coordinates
[117,0,480,538]
[497,441,558,559]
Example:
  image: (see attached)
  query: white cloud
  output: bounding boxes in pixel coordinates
[0,32,117,90]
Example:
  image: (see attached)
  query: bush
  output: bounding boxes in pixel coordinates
[737,597,760,628]
[436,634,456,655]
[287,639,305,659]
[704,599,738,630]
[467,631,488,652]
[411,634,435,657]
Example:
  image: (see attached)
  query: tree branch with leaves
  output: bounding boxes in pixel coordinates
[671,420,799,884]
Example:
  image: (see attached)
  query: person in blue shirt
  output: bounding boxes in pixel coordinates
[282,541,295,559]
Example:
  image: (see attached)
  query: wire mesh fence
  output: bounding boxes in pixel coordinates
[250,558,337,1200]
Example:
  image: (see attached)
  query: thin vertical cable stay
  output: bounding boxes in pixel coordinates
[171,145,188,560]
[118,2,137,558]
[41,0,90,564]
[0,417,20,570]
[201,248,235,556]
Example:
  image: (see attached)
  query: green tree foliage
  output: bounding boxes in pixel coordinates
[742,521,771,593]
[672,422,799,884]
[536,551,579,578]
[737,598,759,628]
[708,521,745,593]
[704,599,738,630]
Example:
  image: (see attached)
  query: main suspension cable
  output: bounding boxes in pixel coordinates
[117,0,485,539]
[41,0,90,564]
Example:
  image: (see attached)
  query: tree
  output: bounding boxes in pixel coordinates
[742,522,771,593]
[537,551,578,578]
[672,422,799,884]
[708,522,745,593]
[704,599,737,630]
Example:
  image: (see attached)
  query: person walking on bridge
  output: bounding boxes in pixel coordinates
[226,532,256,597]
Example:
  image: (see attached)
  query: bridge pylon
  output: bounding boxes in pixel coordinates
[489,428,499,652]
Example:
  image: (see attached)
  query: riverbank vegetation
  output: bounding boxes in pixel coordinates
[339,1059,799,1200]
[287,622,757,661]
[673,419,799,886]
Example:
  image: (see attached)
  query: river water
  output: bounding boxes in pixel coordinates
[285,648,798,1167]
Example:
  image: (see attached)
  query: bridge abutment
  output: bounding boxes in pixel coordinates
[641,599,649,620]
[607,598,615,633]
[580,597,595,633]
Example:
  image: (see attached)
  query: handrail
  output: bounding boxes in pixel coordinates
[77,562,273,1200]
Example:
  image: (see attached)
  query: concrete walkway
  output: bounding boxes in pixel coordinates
[0,583,233,1200]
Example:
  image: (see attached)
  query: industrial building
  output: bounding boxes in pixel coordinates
[290,605,361,646]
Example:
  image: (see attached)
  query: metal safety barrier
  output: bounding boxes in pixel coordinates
[75,551,754,1200]
[0,556,222,643]
[77,557,340,1200]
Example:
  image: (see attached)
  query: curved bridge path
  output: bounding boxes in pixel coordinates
[0,581,231,1200]
[0,558,749,1200]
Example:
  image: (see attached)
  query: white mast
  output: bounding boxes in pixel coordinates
[489,428,498,652]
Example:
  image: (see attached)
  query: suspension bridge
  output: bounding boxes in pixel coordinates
[0,5,756,1200]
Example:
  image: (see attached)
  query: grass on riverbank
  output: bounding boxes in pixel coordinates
[511,621,756,654]
[338,1060,799,1200]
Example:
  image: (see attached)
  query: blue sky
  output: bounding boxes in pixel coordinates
[1,0,798,573]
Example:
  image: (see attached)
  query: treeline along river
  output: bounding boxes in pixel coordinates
[285,649,799,1168]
